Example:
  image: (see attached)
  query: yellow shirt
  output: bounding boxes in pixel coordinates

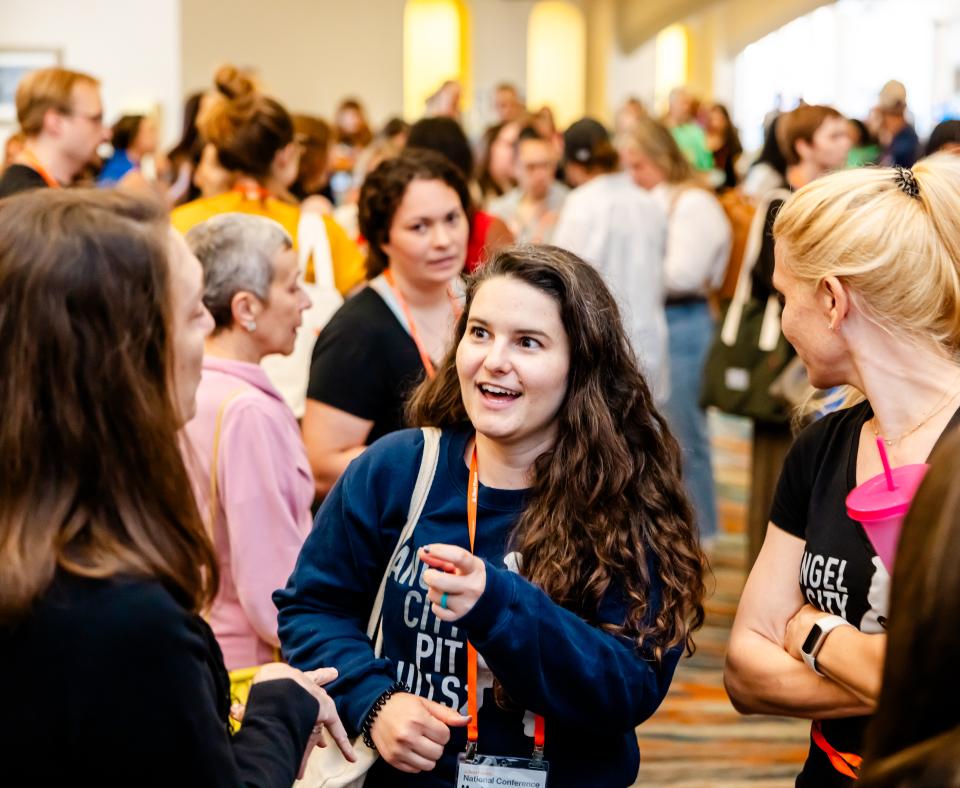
[171,192,365,295]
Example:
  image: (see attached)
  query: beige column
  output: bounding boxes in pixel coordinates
[584,0,616,123]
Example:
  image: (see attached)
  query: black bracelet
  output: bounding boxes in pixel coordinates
[361,681,408,749]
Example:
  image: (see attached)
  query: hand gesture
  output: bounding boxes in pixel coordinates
[250,663,356,778]
[419,545,487,622]
[370,691,470,773]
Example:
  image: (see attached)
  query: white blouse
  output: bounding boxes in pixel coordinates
[553,172,670,402]
[651,182,732,299]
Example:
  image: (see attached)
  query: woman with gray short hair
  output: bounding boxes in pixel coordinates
[182,212,314,673]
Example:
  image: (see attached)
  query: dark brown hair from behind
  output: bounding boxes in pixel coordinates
[405,116,475,185]
[111,114,145,151]
[358,148,471,280]
[0,189,218,623]
[861,427,960,783]
[293,114,332,196]
[199,64,294,178]
[407,245,707,660]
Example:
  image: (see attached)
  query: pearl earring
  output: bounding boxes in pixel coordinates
[245,320,257,332]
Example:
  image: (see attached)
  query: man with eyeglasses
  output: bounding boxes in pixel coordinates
[0,67,109,198]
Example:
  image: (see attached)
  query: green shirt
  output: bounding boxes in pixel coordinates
[671,123,714,171]
[847,144,880,168]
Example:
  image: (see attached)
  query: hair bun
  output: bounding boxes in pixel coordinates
[213,65,255,102]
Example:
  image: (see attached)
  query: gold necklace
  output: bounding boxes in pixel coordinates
[871,370,960,446]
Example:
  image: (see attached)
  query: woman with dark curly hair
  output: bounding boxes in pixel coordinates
[405,116,515,273]
[302,148,470,498]
[277,245,706,787]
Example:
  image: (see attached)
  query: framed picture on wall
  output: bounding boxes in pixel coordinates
[0,48,62,124]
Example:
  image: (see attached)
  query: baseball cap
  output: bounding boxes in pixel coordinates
[563,117,610,164]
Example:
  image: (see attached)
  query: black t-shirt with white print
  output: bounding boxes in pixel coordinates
[770,400,960,787]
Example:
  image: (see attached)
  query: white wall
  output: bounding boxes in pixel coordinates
[0,0,182,147]
[467,0,536,132]
[181,0,535,137]
[607,38,656,118]
[181,0,405,131]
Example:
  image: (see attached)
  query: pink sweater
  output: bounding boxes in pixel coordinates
[183,357,313,671]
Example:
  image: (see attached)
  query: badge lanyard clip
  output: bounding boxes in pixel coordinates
[464,740,478,763]
[531,715,546,765]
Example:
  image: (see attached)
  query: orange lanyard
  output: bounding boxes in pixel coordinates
[811,721,861,779]
[466,443,545,756]
[18,150,61,188]
[233,178,271,202]
[383,268,461,379]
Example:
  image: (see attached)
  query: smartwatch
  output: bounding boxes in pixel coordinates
[800,615,851,676]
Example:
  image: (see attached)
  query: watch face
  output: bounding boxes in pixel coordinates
[802,624,823,655]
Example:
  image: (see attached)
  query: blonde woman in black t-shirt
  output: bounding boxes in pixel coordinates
[725,153,960,786]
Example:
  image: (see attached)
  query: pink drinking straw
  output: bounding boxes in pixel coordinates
[876,438,897,492]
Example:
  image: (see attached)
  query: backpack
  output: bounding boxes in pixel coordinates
[700,188,795,423]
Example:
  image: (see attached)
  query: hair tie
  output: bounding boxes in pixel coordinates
[893,167,920,200]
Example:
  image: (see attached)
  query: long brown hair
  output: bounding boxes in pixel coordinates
[0,189,217,622]
[408,245,706,658]
[861,428,960,785]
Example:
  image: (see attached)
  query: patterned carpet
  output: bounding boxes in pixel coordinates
[632,412,809,787]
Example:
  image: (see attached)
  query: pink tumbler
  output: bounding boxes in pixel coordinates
[845,439,929,572]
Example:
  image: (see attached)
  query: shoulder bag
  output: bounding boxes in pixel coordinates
[295,426,442,787]
[700,188,795,423]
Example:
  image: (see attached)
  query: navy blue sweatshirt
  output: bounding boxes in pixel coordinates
[275,426,681,787]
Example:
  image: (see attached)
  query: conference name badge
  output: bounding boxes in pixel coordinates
[455,753,549,788]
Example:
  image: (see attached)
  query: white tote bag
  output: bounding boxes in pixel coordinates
[261,211,345,418]
[295,427,441,788]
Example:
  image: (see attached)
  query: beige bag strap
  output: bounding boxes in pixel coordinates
[367,427,441,656]
[206,388,250,534]
[720,187,792,347]
[298,210,337,291]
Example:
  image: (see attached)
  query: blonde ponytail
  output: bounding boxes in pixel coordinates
[774,153,960,354]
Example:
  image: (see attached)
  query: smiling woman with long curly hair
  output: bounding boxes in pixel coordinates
[410,245,706,659]
[276,244,706,788]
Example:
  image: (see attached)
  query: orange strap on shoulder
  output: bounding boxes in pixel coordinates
[18,150,60,188]
[383,268,463,379]
[812,720,861,779]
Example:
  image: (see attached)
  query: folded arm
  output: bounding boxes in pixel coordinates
[724,524,874,718]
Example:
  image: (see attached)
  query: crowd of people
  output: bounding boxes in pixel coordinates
[2,59,960,788]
